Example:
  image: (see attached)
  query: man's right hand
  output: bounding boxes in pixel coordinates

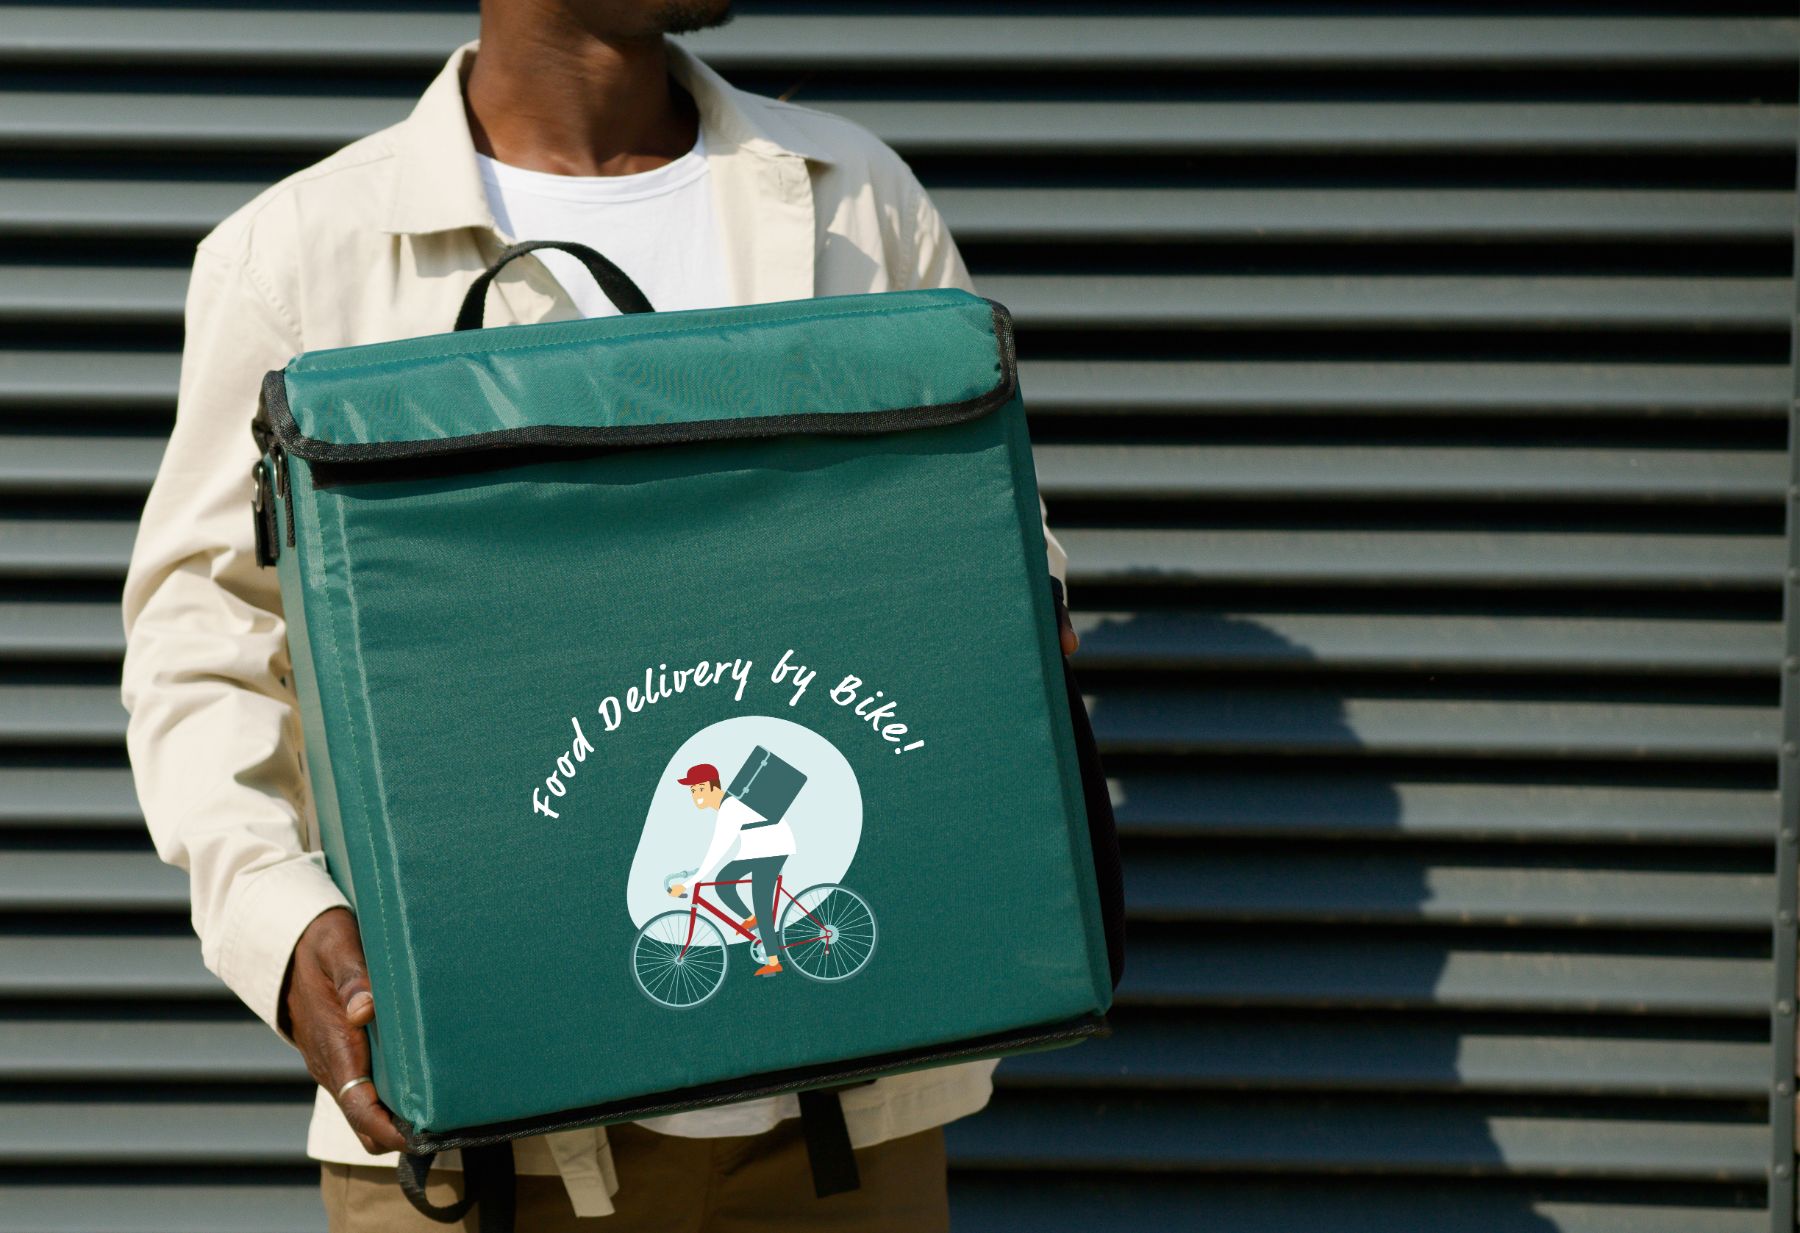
[279,906,407,1155]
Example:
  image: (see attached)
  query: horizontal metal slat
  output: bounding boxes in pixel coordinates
[0,437,164,496]
[1020,360,1792,419]
[0,601,125,661]
[0,521,135,580]
[8,181,1790,245]
[10,684,1778,761]
[2,95,1790,155]
[0,685,126,746]
[2,12,1793,69]
[1127,854,1772,929]
[9,267,1789,332]
[0,1017,300,1083]
[947,1177,1766,1233]
[13,603,1778,677]
[951,1092,1767,1178]
[0,767,139,827]
[937,188,1797,244]
[9,933,1764,1014]
[0,177,261,239]
[1036,446,1785,503]
[11,356,1775,422]
[1123,937,1770,1016]
[840,101,1800,157]
[12,439,1783,505]
[1073,612,1781,676]
[5,522,1783,590]
[0,349,177,412]
[1088,690,1777,761]
[0,1183,320,1233]
[0,936,219,999]
[0,1012,1767,1097]
[0,1101,311,1165]
[10,847,1768,926]
[978,274,1794,333]
[1060,528,1784,590]
[0,768,1771,847]
[1113,776,1775,846]
[999,1018,1768,1098]
[0,1091,1767,1177]
[0,852,186,912]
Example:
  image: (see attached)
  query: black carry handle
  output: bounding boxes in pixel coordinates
[454,239,655,331]
[398,1144,516,1233]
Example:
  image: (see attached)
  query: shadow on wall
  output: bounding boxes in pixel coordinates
[948,610,1563,1233]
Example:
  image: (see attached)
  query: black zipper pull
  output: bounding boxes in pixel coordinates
[270,441,296,548]
[251,456,276,567]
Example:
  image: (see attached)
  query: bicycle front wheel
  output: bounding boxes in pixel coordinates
[632,910,728,1008]
[778,884,877,983]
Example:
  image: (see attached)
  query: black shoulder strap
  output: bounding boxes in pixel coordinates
[797,1088,861,1197]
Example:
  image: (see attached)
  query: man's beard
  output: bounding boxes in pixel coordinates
[654,0,732,35]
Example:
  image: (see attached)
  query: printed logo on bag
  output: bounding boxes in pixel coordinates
[525,646,928,1009]
[624,716,875,1008]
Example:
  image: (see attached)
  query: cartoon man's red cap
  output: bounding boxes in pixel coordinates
[676,763,720,786]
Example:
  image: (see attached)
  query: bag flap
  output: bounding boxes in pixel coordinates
[259,288,1015,464]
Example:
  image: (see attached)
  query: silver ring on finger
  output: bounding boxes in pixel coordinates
[337,1075,374,1101]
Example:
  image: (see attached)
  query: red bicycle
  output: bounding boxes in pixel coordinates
[631,871,877,1009]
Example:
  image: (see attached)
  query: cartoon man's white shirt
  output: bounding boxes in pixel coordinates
[692,794,799,886]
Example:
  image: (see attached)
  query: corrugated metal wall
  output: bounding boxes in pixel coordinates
[2,3,1796,1230]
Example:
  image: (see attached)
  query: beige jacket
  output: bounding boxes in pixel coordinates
[120,36,1067,1218]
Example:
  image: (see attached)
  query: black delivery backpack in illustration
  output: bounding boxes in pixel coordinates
[250,240,1125,1226]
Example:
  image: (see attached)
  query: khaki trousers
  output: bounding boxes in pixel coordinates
[320,1122,949,1233]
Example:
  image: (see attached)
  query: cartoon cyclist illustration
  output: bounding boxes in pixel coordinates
[667,761,798,978]
[631,738,878,1008]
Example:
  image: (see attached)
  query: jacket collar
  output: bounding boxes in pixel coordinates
[379,36,834,238]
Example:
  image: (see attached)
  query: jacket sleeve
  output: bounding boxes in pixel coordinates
[120,240,351,1040]
[903,172,1070,591]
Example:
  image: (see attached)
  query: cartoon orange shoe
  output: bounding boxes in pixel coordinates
[741,916,757,931]
[753,958,782,977]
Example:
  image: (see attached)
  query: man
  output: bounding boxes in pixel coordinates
[669,762,796,977]
[121,0,1077,1228]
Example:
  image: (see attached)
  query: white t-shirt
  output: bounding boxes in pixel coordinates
[476,126,730,317]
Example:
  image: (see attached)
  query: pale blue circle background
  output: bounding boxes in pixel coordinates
[624,714,864,934]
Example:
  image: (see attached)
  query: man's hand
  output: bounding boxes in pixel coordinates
[279,906,407,1155]
[668,883,686,898]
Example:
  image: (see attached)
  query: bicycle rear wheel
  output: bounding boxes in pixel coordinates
[778,885,877,982]
[632,910,728,1008]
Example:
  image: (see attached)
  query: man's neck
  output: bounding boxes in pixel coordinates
[464,8,698,177]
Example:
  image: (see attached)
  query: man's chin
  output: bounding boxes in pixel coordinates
[655,0,733,35]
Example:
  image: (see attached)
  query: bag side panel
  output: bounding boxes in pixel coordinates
[283,458,431,1126]
[999,393,1116,1011]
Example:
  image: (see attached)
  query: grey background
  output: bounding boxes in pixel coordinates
[1,2,1797,1230]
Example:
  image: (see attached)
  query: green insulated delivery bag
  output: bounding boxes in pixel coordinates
[250,240,1122,1214]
